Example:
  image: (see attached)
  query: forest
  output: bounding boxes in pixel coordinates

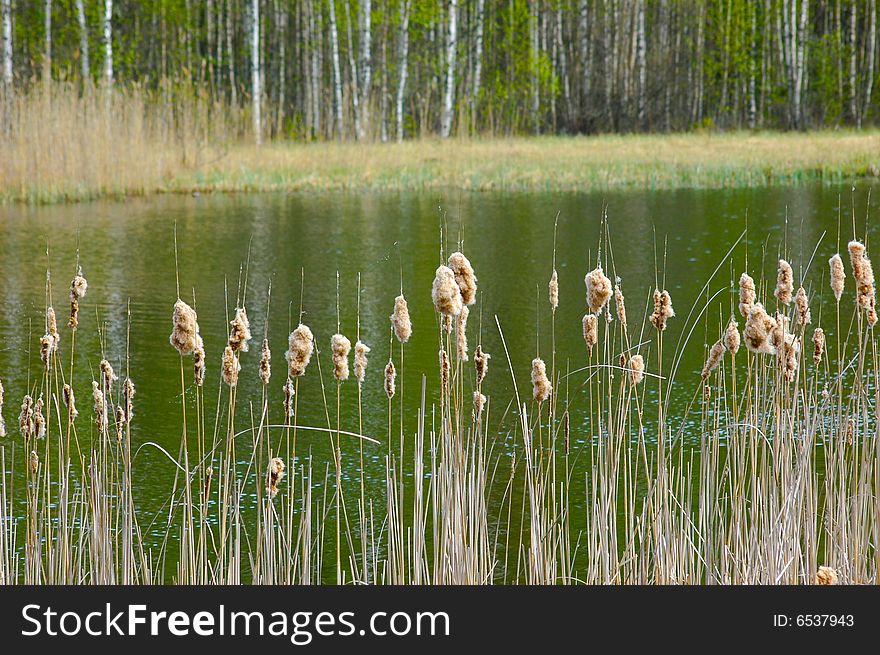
[1,0,879,142]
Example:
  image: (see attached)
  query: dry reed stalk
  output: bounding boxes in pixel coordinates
[775,259,794,305]
[473,391,487,421]
[267,457,286,499]
[474,345,490,384]
[63,383,78,421]
[19,395,34,441]
[738,272,756,318]
[432,265,463,317]
[283,378,295,418]
[829,253,846,303]
[815,566,839,585]
[439,349,450,388]
[170,299,201,355]
[549,270,559,312]
[812,328,826,365]
[723,317,741,355]
[0,378,5,437]
[744,303,777,354]
[531,358,551,402]
[391,294,412,343]
[628,354,645,386]
[614,284,627,328]
[331,334,352,382]
[794,286,811,328]
[123,378,135,422]
[33,397,46,439]
[448,252,478,306]
[649,289,675,331]
[384,361,396,399]
[354,340,370,385]
[221,346,240,387]
[848,240,878,326]
[582,313,598,355]
[68,268,88,329]
[193,335,206,386]
[585,266,612,314]
[92,381,107,432]
[285,324,314,377]
[228,307,252,353]
[456,306,469,361]
[259,338,271,385]
[701,341,725,379]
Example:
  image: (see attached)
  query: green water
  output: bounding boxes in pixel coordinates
[0,184,876,578]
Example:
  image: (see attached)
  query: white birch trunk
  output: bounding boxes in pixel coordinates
[395,0,410,142]
[76,0,90,81]
[636,0,646,126]
[358,0,372,140]
[440,0,457,138]
[578,0,589,113]
[44,0,52,81]
[471,0,485,123]
[2,0,11,133]
[850,1,858,122]
[251,0,262,144]
[103,0,113,86]
[328,0,344,138]
[862,0,876,126]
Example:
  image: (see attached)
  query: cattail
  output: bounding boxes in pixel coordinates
[122,378,135,422]
[19,395,34,440]
[531,358,551,402]
[384,360,396,399]
[744,304,777,355]
[794,286,811,328]
[738,273,756,318]
[582,313,598,355]
[92,380,107,432]
[701,341,725,379]
[354,340,370,385]
[779,333,800,382]
[723,317,741,355]
[331,334,351,382]
[846,419,855,445]
[63,384,78,421]
[775,259,794,305]
[628,354,645,386]
[439,349,450,388]
[391,294,412,343]
[829,253,846,303]
[114,406,126,443]
[33,397,46,439]
[285,324,314,377]
[68,268,87,328]
[442,314,452,335]
[170,299,201,355]
[100,358,118,391]
[259,338,271,385]
[815,566,839,585]
[650,289,675,331]
[812,327,825,366]
[474,345,490,385]
[193,335,206,386]
[585,266,612,314]
[46,306,59,350]
[282,378,295,418]
[848,240,878,326]
[473,391,487,421]
[432,265,463,317]
[39,334,53,370]
[549,270,559,311]
[448,251,478,306]
[221,346,240,387]
[30,450,39,474]
[456,305,469,361]
[204,466,213,499]
[267,457,286,499]
[228,307,252,353]
[0,378,5,437]
[614,285,627,328]
[769,311,790,351]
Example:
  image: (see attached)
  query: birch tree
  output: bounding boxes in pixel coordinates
[358,0,372,140]
[862,0,877,126]
[395,0,410,142]
[76,0,90,82]
[44,0,51,82]
[251,0,262,144]
[103,0,113,87]
[328,0,344,138]
[2,0,11,134]
[440,0,457,139]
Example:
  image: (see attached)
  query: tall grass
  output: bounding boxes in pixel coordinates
[0,213,877,585]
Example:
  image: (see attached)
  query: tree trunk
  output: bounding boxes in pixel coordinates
[358,0,372,140]
[76,0,90,82]
[395,0,410,142]
[440,0,457,138]
[345,2,361,139]
[328,0,344,138]
[529,1,539,134]
[380,16,388,142]
[471,0,485,129]
[227,0,237,107]
[251,0,262,144]
[103,0,113,87]
[2,0,11,135]
[44,0,52,82]
[636,0,646,127]
[578,0,589,121]
[861,0,876,126]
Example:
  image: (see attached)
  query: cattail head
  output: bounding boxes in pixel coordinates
[723,317,741,355]
[63,383,78,421]
[829,253,846,303]
[815,566,839,585]
[170,299,201,356]
[794,286,811,328]
[114,406,126,443]
[354,340,370,385]
[33,397,46,439]
[582,313,598,356]
[193,335,206,386]
[585,266,612,314]
[29,450,38,475]
[267,457,285,499]
[221,345,240,387]
[473,391,487,421]
[70,269,88,302]
[448,252,478,306]
[848,240,878,326]
[228,307,252,353]
[100,358,118,390]
[744,303,777,355]
[614,284,627,328]
[442,314,452,334]
[474,345,490,385]
[391,294,412,343]
[769,311,790,351]
[92,380,107,432]
[650,289,675,332]
[439,349,450,388]
[283,378,295,419]
[384,360,396,399]
[331,334,351,382]
[285,324,314,377]
[779,333,800,382]
[46,306,59,344]
[432,265,463,317]
[19,395,34,440]
[701,341,725,379]
[123,378,135,422]
[39,334,53,370]
[456,305,469,361]
[531,357,551,402]
[812,327,826,366]
[775,259,794,305]
[259,338,271,385]
[549,270,559,312]
[738,272,756,318]
[628,354,645,386]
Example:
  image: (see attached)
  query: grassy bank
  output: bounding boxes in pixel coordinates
[1,84,879,203]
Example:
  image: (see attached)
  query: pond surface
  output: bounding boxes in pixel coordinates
[0,184,876,578]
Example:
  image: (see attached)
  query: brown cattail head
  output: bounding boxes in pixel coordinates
[170,299,201,356]
[473,391,487,421]
[614,284,627,328]
[19,395,34,440]
[582,313,598,356]
[331,334,352,382]
[123,378,135,423]
[68,270,88,328]
[448,252,478,306]
[815,566,839,585]
[221,345,240,387]
[39,334,53,370]
[812,327,826,366]
[650,289,675,332]
[442,314,452,335]
[28,450,38,474]
[33,397,46,439]
[474,345,490,385]
[69,299,79,329]
[531,358,551,402]
[193,335,206,387]
[738,272,756,318]
[267,457,285,499]
[354,340,370,385]
[259,338,271,385]
[282,378,295,419]
[701,341,725,379]
[384,360,396,399]
[228,307,252,353]
[100,358,118,391]
[46,306,59,345]
[829,253,846,303]
[794,286,811,328]
[390,294,412,343]
[775,259,794,305]
[769,311,790,351]
[285,324,314,377]
[744,303,777,355]
[628,354,645,386]
[549,270,559,312]
[585,266,612,314]
[63,383,78,421]
[779,332,801,382]
[114,406,126,443]
[848,240,878,326]
[92,380,107,432]
[439,349,450,388]
[432,265,464,317]
[456,305,469,361]
[723,317,741,355]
